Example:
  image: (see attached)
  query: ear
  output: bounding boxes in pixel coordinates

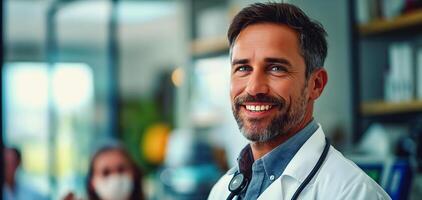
[307,68,328,100]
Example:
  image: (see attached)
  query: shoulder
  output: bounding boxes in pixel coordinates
[315,147,391,199]
[323,147,369,179]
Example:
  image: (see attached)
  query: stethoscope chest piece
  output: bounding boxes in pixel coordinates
[229,173,248,193]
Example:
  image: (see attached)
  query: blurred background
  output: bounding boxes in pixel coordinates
[2,0,422,199]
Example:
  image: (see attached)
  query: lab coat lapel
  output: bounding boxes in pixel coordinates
[283,126,326,182]
[257,175,284,199]
[258,126,327,199]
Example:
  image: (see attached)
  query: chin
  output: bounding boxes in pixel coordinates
[241,124,269,140]
[244,120,267,131]
[242,130,279,142]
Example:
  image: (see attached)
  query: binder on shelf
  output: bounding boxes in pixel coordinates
[355,0,372,24]
[417,48,422,99]
[401,43,413,101]
[385,43,414,102]
[381,0,405,19]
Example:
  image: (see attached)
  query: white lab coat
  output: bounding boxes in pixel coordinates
[208,126,391,200]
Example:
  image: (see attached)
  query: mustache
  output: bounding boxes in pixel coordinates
[234,94,285,109]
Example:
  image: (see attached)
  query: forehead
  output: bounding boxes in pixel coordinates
[231,23,303,64]
[94,150,129,170]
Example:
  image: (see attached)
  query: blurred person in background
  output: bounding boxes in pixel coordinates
[208,2,390,200]
[3,147,47,200]
[86,144,145,200]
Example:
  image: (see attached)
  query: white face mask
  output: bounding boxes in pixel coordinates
[94,174,134,200]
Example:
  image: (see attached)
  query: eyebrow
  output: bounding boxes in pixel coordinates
[231,57,292,67]
[231,58,249,65]
[264,57,292,67]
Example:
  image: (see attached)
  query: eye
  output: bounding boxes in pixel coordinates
[268,65,288,76]
[117,164,128,174]
[238,66,250,71]
[269,65,287,72]
[234,65,252,74]
[101,168,111,177]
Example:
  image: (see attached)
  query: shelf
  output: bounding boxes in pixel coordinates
[359,10,422,36]
[191,36,229,56]
[361,100,422,116]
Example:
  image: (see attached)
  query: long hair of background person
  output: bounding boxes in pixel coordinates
[86,145,145,200]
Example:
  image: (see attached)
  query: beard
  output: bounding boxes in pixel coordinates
[232,87,308,142]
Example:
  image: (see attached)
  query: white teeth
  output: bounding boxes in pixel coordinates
[245,105,272,112]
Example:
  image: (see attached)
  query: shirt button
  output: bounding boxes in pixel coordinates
[269,175,275,181]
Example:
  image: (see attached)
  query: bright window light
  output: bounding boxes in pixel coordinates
[7,63,49,109]
[52,63,94,112]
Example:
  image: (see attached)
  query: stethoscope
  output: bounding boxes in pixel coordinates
[227,138,330,200]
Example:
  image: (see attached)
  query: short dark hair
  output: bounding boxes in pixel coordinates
[228,2,327,78]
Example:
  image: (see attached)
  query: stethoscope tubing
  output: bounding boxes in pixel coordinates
[290,137,330,200]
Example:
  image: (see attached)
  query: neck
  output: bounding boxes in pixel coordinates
[250,113,314,160]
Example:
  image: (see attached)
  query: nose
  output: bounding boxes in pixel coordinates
[245,71,269,96]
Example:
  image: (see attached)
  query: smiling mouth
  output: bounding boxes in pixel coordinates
[243,104,275,112]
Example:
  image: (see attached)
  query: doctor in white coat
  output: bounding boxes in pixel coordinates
[208,2,391,200]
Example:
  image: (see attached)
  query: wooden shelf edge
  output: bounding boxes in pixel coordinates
[361,100,422,116]
[191,36,229,56]
[359,10,422,36]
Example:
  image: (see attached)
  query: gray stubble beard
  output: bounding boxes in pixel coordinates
[233,88,308,143]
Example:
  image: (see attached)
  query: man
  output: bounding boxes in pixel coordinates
[208,3,390,200]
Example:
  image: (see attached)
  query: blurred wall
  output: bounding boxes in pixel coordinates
[5,1,47,61]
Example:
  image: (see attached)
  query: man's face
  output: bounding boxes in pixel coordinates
[230,23,312,142]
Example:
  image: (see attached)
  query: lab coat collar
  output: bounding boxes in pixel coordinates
[281,124,327,183]
[256,125,326,200]
[216,125,327,200]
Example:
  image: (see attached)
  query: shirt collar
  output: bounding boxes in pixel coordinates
[260,119,318,179]
[237,143,253,179]
[236,119,318,180]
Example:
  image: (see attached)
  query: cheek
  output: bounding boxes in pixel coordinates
[230,77,246,99]
[124,168,135,178]
[128,172,135,181]
[92,176,101,188]
[268,80,293,97]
